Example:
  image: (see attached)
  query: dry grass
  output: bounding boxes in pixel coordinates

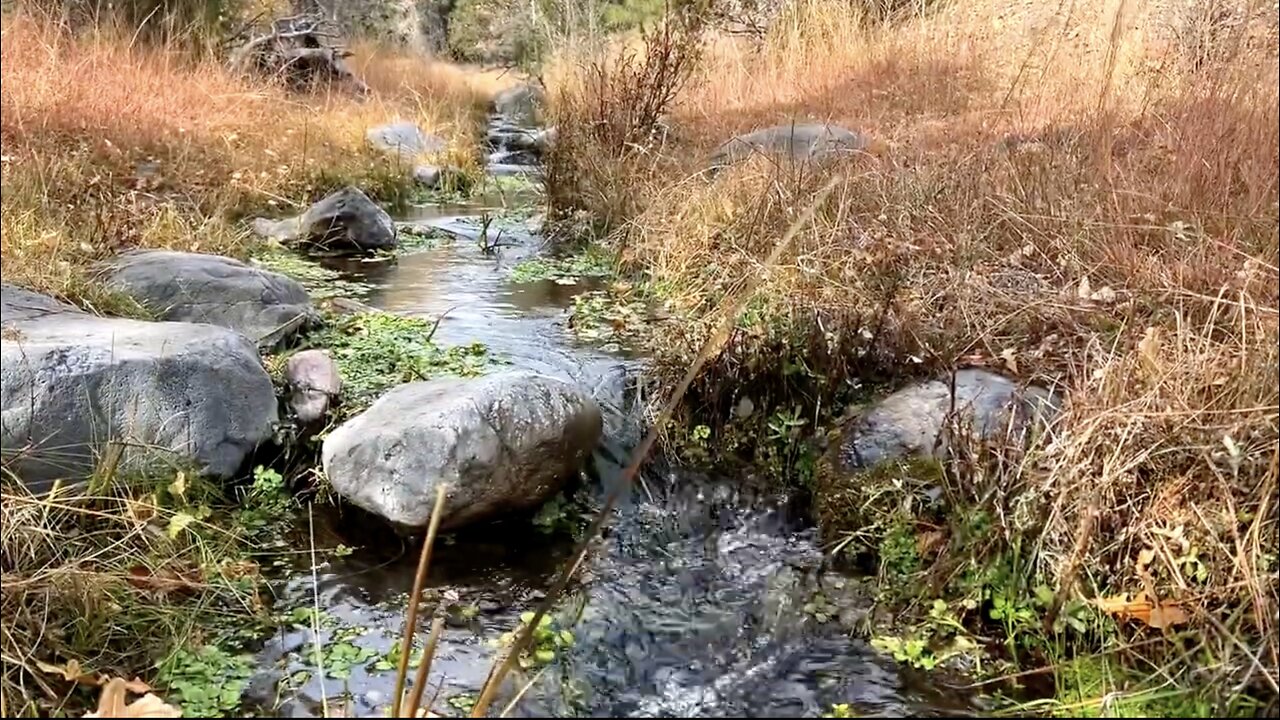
[0,473,263,716]
[0,9,503,303]
[544,0,1279,706]
[0,9,514,715]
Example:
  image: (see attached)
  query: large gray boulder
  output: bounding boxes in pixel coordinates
[252,186,396,255]
[322,371,602,530]
[834,369,1060,470]
[1,285,278,491]
[492,84,544,123]
[708,123,880,170]
[366,121,446,163]
[101,250,316,347]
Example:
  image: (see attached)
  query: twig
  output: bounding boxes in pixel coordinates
[405,617,445,717]
[391,485,449,718]
[468,176,841,718]
[306,505,329,718]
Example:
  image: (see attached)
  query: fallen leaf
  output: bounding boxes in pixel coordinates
[1146,601,1190,629]
[36,659,101,686]
[999,347,1019,374]
[1076,276,1092,300]
[169,472,186,499]
[84,679,180,718]
[1094,591,1189,629]
[126,565,204,595]
[916,530,946,556]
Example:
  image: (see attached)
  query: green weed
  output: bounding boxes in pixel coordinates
[156,644,253,718]
[568,290,648,347]
[305,311,493,412]
[251,247,372,300]
[396,225,456,254]
[497,612,576,668]
[509,245,615,284]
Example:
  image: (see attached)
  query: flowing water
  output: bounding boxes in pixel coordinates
[243,113,980,718]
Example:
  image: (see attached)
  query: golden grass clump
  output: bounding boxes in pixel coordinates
[543,0,1279,705]
[0,9,498,302]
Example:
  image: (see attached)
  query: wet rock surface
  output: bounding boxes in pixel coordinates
[253,186,397,255]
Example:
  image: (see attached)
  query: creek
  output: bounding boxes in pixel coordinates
[242,111,981,719]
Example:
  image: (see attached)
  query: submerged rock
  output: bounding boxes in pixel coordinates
[366,121,446,162]
[101,250,316,347]
[708,123,882,171]
[284,349,342,424]
[252,186,396,255]
[0,284,278,491]
[321,371,602,531]
[833,368,1059,471]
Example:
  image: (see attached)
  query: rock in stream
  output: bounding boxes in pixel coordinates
[100,250,317,347]
[0,284,278,491]
[252,185,397,255]
[322,370,602,531]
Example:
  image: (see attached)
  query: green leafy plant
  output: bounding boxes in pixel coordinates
[320,640,377,680]
[824,703,857,718]
[509,246,615,284]
[306,312,492,411]
[447,693,478,713]
[802,592,839,624]
[396,225,455,253]
[156,644,253,717]
[498,612,575,668]
[251,247,371,300]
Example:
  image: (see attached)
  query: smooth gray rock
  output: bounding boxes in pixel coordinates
[836,369,1060,470]
[1,285,278,491]
[492,84,544,123]
[322,371,602,530]
[413,165,443,188]
[708,123,879,170]
[0,284,77,322]
[366,121,446,162]
[295,186,397,254]
[285,349,342,424]
[101,250,316,347]
[250,216,299,241]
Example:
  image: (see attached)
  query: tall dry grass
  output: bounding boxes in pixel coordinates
[544,0,1279,706]
[0,9,510,714]
[0,9,500,302]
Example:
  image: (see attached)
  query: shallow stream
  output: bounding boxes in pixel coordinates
[243,113,980,719]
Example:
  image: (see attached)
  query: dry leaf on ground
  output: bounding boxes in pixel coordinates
[1094,591,1190,629]
[84,678,180,718]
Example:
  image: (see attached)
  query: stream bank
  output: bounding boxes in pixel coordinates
[235,99,989,718]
